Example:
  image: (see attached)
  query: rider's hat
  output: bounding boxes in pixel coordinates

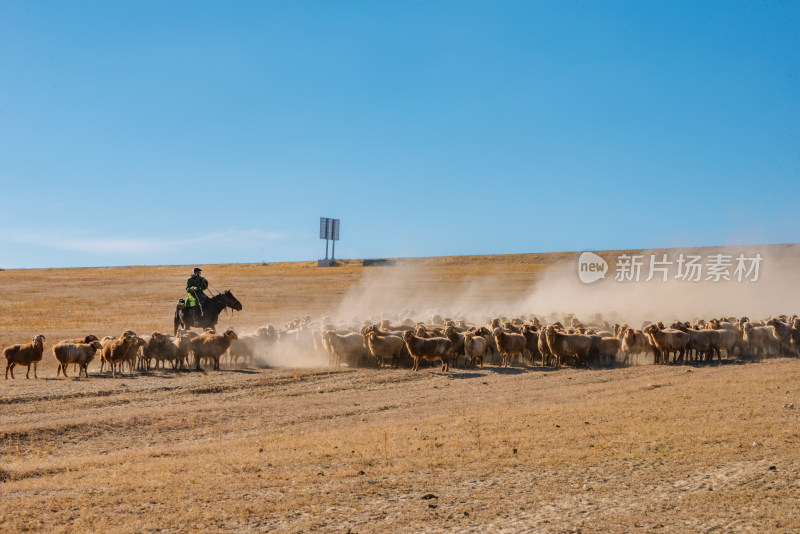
[193,267,203,274]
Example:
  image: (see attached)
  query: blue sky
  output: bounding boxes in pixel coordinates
[1,1,798,268]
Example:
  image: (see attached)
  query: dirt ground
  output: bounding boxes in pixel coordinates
[2,360,799,533]
[2,252,800,532]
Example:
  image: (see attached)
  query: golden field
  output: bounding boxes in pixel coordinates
[2,249,800,533]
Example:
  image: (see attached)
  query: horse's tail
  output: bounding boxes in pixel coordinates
[174,306,182,336]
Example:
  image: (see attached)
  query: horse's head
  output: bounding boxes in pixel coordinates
[221,290,243,311]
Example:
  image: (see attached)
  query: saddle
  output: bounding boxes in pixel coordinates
[177,298,201,317]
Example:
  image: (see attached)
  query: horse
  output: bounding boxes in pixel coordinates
[173,290,242,335]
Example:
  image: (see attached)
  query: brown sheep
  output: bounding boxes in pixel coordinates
[228,326,275,367]
[189,328,238,371]
[538,328,553,366]
[53,340,103,378]
[596,337,621,364]
[545,325,593,368]
[741,322,776,358]
[98,330,138,373]
[164,332,192,369]
[520,325,540,364]
[4,335,46,379]
[705,319,743,359]
[767,318,794,355]
[493,328,526,367]
[444,326,466,367]
[402,330,452,372]
[791,320,800,356]
[671,323,720,362]
[123,335,146,373]
[59,334,99,373]
[620,328,655,365]
[149,332,191,370]
[141,332,171,370]
[102,334,143,378]
[643,325,689,364]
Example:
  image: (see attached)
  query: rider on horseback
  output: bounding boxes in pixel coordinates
[185,267,209,323]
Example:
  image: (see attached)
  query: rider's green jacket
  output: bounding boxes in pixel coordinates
[185,274,209,307]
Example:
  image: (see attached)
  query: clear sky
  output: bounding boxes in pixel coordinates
[1,1,798,269]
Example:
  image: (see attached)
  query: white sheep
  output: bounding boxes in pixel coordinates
[365,331,405,368]
[323,330,368,367]
[463,332,487,368]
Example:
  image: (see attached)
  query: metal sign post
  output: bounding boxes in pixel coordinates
[319,218,329,259]
[319,217,340,266]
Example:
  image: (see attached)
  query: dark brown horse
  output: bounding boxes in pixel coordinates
[173,290,242,335]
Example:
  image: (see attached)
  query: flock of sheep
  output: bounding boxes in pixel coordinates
[319,312,800,371]
[4,311,800,380]
[2,328,239,380]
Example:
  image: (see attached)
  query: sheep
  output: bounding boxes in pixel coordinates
[692,329,722,362]
[463,332,487,368]
[98,336,117,372]
[520,325,540,363]
[538,327,553,366]
[620,328,655,365]
[164,332,192,369]
[596,337,621,364]
[188,328,238,371]
[643,325,689,364]
[671,323,720,362]
[4,335,46,379]
[228,337,254,368]
[705,319,743,359]
[59,335,99,373]
[413,324,431,338]
[141,332,172,370]
[323,330,370,367]
[741,322,776,359]
[791,320,800,356]
[472,326,498,360]
[102,334,144,378]
[228,326,275,368]
[144,332,190,370]
[767,318,794,355]
[545,325,593,368]
[365,331,405,368]
[402,330,452,372]
[502,322,522,333]
[493,328,527,367]
[124,335,146,373]
[53,340,103,378]
[98,330,137,373]
[444,326,466,367]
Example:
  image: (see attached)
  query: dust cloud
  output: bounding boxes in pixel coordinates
[330,246,800,328]
[244,245,800,368]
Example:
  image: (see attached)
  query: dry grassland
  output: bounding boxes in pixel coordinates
[2,252,800,532]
